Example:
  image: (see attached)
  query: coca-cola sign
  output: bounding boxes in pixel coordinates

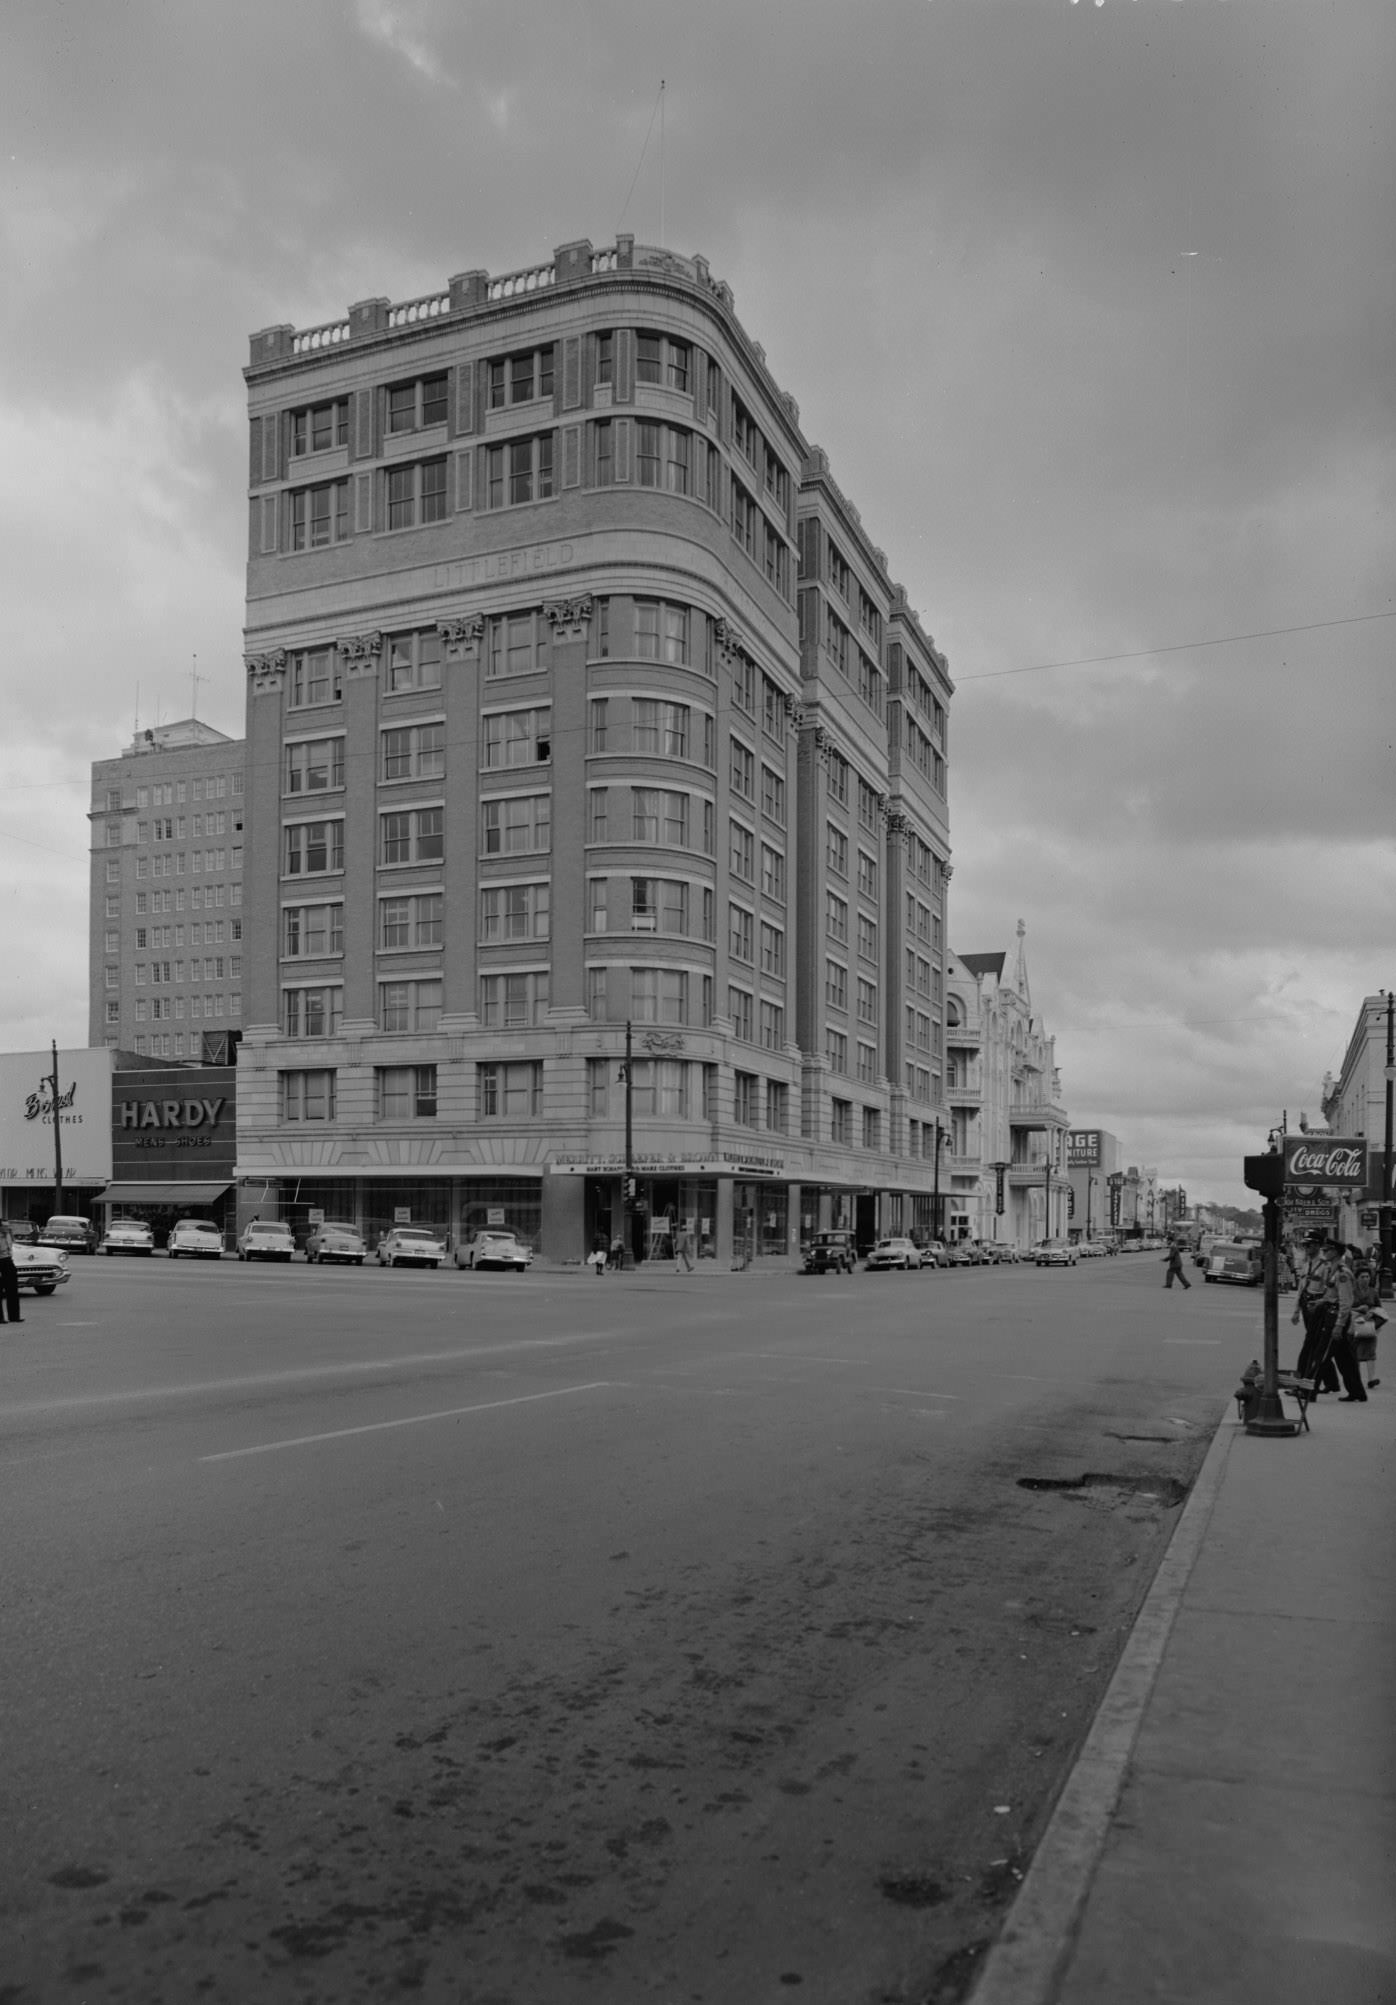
[1282,1136,1368,1187]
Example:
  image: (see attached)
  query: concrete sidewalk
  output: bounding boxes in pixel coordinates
[970,1377,1396,2005]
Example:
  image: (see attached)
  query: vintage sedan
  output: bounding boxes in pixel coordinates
[1205,1240,1263,1286]
[238,1219,296,1262]
[39,1214,96,1256]
[376,1226,447,1269]
[168,1219,225,1259]
[865,1236,923,1271]
[1034,1239,1079,1267]
[305,1222,367,1266]
[99,1219,156,1257]
[455,1230,532,1272]
[13,1243,72,1296]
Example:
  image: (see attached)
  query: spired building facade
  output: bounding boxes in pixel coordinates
[89,721,245,1062]
[237,237,953,1262]
[943,924,1070,1249]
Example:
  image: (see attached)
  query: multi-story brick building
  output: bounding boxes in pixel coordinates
[89,721,245,1061]
[238,237,953,1263]
[943,924,1070,1249]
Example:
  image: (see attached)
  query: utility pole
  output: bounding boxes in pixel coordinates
[621,1019,634,1271]
[932,1117,943,1241]
[1382,990,1394,1301]
[49,1042,64,1211]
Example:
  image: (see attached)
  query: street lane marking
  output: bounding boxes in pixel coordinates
[754,1351,851,1365]
[864,1386,963,1399]
[1162,1338,1222,1346]
[199,1381,616,1462]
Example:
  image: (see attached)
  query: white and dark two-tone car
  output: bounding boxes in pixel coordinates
[376,1226,447,1269]
[99,1219,156,1256]
[454,1231,532,1271]
[12,1243,72,1296]
[168,1219,225,1259]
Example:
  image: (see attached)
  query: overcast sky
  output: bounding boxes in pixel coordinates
[2,0,1391,1205]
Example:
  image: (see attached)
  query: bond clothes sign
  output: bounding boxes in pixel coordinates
[0,1047,115,1186]
[1067,1130,1102,1167]
[1282,1137,1368,1188]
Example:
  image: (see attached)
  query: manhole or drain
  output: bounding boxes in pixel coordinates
[1017,1472,1188,1507]
[879,1873,948,1908]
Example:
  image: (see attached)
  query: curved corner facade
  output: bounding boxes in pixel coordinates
[237,236,954,1264]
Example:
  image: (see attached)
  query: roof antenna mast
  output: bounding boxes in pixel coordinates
[659,78,666,248]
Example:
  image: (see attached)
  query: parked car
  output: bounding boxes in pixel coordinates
[38,1214,96,1255]
[913,1239,949,1269]
[168,1219,225,1259]
[802,1230,857,1275]
[238,1218,296,1262]
[941,1242,975,1266]
[1076,1240,1108,1259]
[99,1219,155,1257]
[5,1219,39,1245]
[1205,1240,1263,1286]
[455,1230,532,1271]
[305,1222,367,1265]
[865,1236,922,1271]
[376,1226,447,1269]
[12,1243,71,1296]
[959,1241,996,1265]
[1035,1239,1078,1267]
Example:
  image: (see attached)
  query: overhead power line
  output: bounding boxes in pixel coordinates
[956,609,1396,682]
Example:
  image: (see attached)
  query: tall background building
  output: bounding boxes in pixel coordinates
[89,721,245,1061]
[237,236,953,1263]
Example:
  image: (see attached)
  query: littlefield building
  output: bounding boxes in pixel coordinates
[236,238,955,1263]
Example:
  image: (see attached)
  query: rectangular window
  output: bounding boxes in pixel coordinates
[633,600,690,665]
[486,432,556,508]
[387,458,447,530]
[760,765,785,826]
[862,1107,881,1151]
[760,844,786,902]
[386,628,443,693]
[858,914,878,962]
[377,894,441,950]
[633,698,689,758]
[379,978,442,1033]
[730,819,755,883]
[484,707,551,768]
[480,881,550,942]
[482,792,551,855]
[291,398,349,455]
[288,647,341,708]
[857,1041,878,1085]
[387,373,448,433]
[730,737,755,801]
[733,1071,758,1128]
[857,977,878,1025]
[589,697,608,753]
[858,851,878,899]
[759,999,785,1051]
[488,346,555,408]
[381,722,445,781]
[290,479,349,550]
[630,788,689,847]
[588,788,609,842]
[826,890,848,943]
[280,1070,336,1122]
[284,819,344,876]
[380,806,444,866]
[486,609,551,679]
[826,959,847,1010]
[826,1030,848,1075]
[374,1064,438,1119]
[729,903,754,963]
[477,1060,544,1119]
[282,985,343,1038]
[826,824,848,877]
[759,921,785,977]
[283,902,344,957]
[765,1080,788,1132]
[285,736,345,793]
[480,970,550,1028]
[728,986,754,1042]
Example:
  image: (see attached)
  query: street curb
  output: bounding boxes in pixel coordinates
[965,1399,1237,2005]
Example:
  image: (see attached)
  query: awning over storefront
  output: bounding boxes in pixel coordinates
[97,1181,234,1206]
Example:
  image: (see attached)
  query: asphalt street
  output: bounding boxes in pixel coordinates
[2,1251,1260,2004]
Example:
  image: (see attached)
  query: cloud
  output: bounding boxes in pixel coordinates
[354,0,456,88]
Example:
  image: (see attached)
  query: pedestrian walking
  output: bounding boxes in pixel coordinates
[1352,1253,1383,1390]
[674,1223,695,1272]
[1293,1238,1340,1391]
[0,1218,22,1324]
[1163,1241,1191,1290]
[1326,1246,1368,1403]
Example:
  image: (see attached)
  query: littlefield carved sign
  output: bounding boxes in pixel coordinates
[1282,1136,1368,1187]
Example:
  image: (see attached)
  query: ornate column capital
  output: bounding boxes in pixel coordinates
[713,616,745,659]
[337,630,383,679]
[439,614,483,656]
[245,649,286,693]
[543,593,593,640]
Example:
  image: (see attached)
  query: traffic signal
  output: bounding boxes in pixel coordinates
[625,1177,637,1201]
